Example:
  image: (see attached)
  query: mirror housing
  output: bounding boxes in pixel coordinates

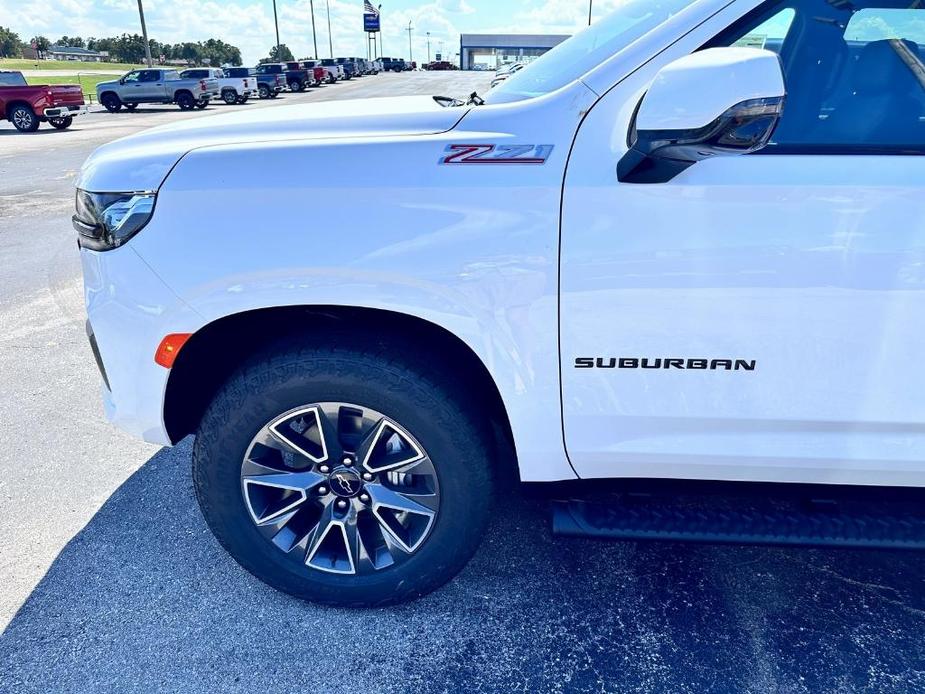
[618,48,786,184]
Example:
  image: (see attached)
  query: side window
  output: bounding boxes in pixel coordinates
[712,0,925,150]
[140,70,160,82]
[123,71,141,83]
[733,8,795,53]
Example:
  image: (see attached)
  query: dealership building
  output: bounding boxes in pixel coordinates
[459,34,570,70]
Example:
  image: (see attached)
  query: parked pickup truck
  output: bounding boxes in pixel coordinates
[380,57,406,72]
[0,70,86,132]
[180,67,253,105]
[300,59,336,85]
[245,67,286,99]
[74,0,925,609]
[320,59,346,81]
[335,57,360,78]
[255,63,311,92]
[284,61,322,88]
[97,69,220,112]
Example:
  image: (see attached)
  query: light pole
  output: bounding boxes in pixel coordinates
[406,20,413,65]
[426,31,431,63]
[137,0,153,67]
[272,0,281,60]
[309,0,318,57]
[326,0,333,58]
[588,0,593,26]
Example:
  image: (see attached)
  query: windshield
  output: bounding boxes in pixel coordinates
[485,0,697,104]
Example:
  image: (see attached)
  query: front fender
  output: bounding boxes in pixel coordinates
[132,131,575,481]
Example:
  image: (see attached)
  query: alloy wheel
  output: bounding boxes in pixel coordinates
[241,402,440,576]
[12,108,35,131]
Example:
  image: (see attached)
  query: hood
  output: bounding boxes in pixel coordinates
[78,95,469,193]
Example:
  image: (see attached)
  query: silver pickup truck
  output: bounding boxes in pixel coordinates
[97,68,220,112]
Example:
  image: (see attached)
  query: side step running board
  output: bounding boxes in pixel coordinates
[552,499,925,550]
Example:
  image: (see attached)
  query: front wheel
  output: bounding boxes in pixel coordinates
[222,90,237,105]
[48,115,73,130]
[195,98,209,109]
[101,93,122,113]
[192,341,495,606]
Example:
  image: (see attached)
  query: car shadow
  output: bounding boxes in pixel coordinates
[0,127,73,136]
[1,440,923,693]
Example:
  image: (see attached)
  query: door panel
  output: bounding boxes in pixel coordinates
[559,23,925,485]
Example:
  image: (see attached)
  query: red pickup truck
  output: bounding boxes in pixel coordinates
[0,70,87,133]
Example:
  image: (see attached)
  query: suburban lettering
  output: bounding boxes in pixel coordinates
[575,357,757,372]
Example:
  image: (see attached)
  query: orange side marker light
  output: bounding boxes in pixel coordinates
[155,333,193,368]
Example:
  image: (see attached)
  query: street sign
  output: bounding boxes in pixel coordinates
[364,13,381,32]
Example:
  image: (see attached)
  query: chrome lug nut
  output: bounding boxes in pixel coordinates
[337,500,349,510]
[359,493,370,504]
[362,472,374,482]
[342,456,353,467]
[319,465,331,474]
[317,486,328,495]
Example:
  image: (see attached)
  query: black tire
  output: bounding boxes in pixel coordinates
[236,95,249,104]
[222,90,237,105]
[269,91,279,99]
[176,92,196,110]
[288,80,303,92]
[9,104,40,132]
[192,338,495,607]
[195,98,209,109]
[48,115,73,130]
[101,92,122,113]
[125,103,138,111]
[258,85,269,99]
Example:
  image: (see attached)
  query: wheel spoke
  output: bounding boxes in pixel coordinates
[368,484,436,553]
[305,504,357,575]
[358,419,425,474]
[257,406,331,463]
[243,469,325,492]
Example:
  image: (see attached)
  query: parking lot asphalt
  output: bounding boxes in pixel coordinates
[1,71,924,693]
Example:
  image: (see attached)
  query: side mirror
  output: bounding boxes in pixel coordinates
[119,77,125,84]
[618,48,786,184]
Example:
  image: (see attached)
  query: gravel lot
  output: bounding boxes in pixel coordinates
[1,71,924,693]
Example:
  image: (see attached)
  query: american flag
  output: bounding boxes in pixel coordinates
[364,1,380,15]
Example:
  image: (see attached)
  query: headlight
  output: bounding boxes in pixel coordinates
[73,190,156,251]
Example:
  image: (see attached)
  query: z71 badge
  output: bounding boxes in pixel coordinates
[440,144,554,165]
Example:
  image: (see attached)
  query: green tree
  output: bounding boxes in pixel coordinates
[263,43,294,63]
[34,35,51,59]
[0,26,23,58]
[56,35,86,48]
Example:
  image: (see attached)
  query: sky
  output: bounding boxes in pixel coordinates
[0,0,627,65]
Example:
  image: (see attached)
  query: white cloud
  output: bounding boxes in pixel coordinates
[0,0,610,65]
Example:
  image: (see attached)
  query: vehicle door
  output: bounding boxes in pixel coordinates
[560,0,925,486]
[130,69,165,102]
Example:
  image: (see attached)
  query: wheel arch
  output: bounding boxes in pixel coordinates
[5,100,34,118]
[164,305,519,478]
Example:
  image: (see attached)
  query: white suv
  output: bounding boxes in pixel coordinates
[74,0,925,606]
